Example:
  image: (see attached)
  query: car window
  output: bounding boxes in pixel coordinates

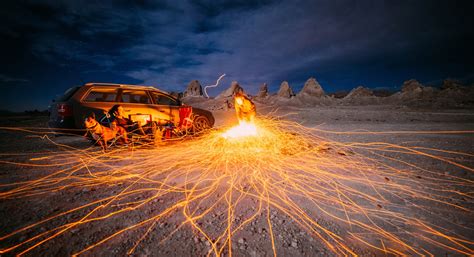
[56,86,80,102]
[151,92,179,106]
[120,90,151,104]
[83,87,118,102]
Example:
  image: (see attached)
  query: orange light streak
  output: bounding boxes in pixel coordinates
[0,117,472,256]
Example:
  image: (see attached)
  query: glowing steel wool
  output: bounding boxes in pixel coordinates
[221,121,258,139]
[0,117,473,256]
[222,92,259,140]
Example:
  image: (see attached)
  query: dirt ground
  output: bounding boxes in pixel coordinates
[0,105,473,257]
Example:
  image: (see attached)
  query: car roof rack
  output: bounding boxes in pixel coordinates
[84,82,166,92]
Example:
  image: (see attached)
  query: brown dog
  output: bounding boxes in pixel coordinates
[84,113,128,151]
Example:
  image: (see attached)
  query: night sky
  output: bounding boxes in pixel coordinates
[1,0,473,111]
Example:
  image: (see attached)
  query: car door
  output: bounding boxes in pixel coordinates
[150,91,181,125]
[118,88,170,126]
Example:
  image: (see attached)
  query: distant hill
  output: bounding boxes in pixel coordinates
[0,109,49,117]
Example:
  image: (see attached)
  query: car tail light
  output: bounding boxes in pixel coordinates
[57,104,73,117]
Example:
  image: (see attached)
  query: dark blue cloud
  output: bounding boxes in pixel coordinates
[0,0,473,110]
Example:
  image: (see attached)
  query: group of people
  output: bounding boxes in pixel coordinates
[101,85,256,139]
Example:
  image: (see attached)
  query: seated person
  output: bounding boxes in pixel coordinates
[108,105,155,136]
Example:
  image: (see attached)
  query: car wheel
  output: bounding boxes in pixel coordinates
[192,115,211,133]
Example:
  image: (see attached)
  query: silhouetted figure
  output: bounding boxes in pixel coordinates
[234,91,256,123]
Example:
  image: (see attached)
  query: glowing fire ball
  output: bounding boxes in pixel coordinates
[221,121,258,139]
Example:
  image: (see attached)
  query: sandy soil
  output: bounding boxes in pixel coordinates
[0,105,473,257]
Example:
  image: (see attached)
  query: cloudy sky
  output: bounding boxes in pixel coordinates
[1,0,473,110]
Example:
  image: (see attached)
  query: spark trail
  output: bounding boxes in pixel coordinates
[0,117,473,256]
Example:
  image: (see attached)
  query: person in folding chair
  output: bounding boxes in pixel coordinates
[108,105,155,137]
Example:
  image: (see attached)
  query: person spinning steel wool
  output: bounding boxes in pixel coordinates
[234,91,256,124]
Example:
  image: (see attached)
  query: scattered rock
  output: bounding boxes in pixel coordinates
[291,240,298,248]
[249,250,259,257]
[337,151,347,156]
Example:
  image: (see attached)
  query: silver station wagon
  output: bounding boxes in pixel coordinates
[48,83,214,133]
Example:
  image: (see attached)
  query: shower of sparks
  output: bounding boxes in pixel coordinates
[0,117,473,256]
[221,121,258,139]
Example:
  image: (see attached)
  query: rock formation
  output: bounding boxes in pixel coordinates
[401,79,423,94]
[216,81,243,99]
[345,86,374,98]
[441,79,464,90]
[203,76,473,109]
[388,79,424,102]
[293,77,336,106]
[388,79,440,107]
[183,80,203,97]
[257,83,269,98]
[277,81,294,98]
[297,77,325,97]
[437,79,473,106]
[341,86,378,105]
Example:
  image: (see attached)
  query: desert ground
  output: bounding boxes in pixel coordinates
[0,102,473,257]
